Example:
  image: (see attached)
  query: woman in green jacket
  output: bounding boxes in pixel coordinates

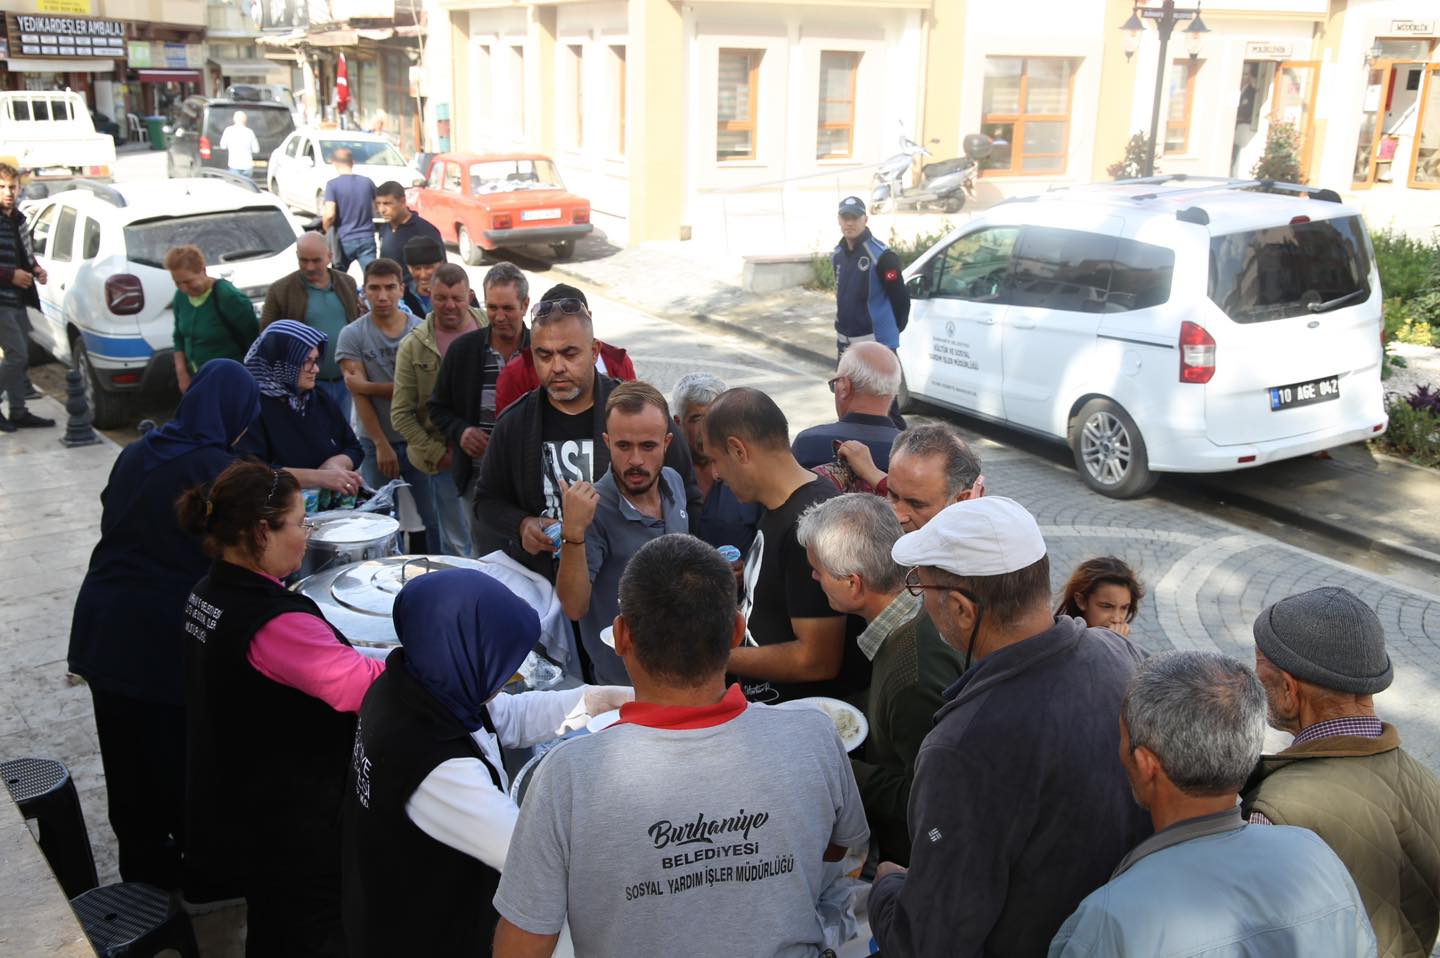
[166,244,260,392]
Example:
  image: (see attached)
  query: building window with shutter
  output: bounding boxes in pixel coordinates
[717,49,761,162]
[817,51,860,159]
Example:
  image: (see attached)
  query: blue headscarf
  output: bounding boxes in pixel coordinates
[393,569,542,732]
[140,359,259,472]
[243,319,328,416]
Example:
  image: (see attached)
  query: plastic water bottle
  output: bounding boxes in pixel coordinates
[717,545,742,564]
[545,521,563,557]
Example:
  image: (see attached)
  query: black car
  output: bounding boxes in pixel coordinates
[165,97,295,182]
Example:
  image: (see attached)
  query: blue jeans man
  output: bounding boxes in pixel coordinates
[336,234,377,275]
[357,437,473,557]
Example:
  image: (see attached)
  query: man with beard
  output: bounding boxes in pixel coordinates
[555,382,690,683]
[472,285,701,584]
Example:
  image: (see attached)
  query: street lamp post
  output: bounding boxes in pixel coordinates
[1121,0,1209,176]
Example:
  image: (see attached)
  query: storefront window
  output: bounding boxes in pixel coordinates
[1165,60,1200,154]
[980,57,1078,175]
[1412,65,1440,188]
[1351,38,1438,187]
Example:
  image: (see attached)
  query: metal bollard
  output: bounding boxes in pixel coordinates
[59,358,100,448]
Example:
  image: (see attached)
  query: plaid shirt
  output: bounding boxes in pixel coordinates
[857,591,922,661]
[1248,716,1384,824]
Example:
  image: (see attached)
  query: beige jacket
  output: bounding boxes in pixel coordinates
[390,307,486,474]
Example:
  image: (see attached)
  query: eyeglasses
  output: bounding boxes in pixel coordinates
[827,376,845,394]
[903,566,977,599]
[531,298,591,321]
[289,517,316,536]
[300,357,321,371]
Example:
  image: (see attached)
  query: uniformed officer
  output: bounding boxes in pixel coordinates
[831,196,910,361]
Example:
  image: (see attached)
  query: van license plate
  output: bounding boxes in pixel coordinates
[1269,376,1339,411]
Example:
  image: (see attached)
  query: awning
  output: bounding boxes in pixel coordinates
[137,69,202,83]
[208,58,288,77]
[2,57,117,73]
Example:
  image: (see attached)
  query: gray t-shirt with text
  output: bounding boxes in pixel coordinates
[334,311,420,444]
[494,702,869,957]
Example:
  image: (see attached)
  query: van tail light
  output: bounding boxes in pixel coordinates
[110,372,141,385]
[492,213,513,230]
[199,135,212,160]
[1179,321,1216,384]
[573,208,590,225]
[86,165,110,178]
[105,274,145,315]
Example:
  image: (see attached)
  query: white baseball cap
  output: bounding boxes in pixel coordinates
[891,496,1046,576]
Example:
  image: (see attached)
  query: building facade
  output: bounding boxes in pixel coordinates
[421,0,1439,248]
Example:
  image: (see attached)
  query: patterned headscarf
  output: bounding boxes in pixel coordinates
[243,319,328,415]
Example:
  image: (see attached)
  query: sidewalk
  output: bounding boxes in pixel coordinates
[556,244,1440,568]
[0,395,244,956]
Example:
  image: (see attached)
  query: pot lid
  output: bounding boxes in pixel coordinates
[330,555,475,615]
[309,511,400,545]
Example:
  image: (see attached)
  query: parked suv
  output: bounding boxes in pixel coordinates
[21,178,303,428]
[896,177,1387,498]
[165,97,295,182]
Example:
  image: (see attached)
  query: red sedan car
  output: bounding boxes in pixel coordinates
[406,152,592,263]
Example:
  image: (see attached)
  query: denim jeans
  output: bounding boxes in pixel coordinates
[0,305,30,416]
[358,436,436,548]
[337,235,376,274]
[314,378,352,425]
[427,467,474,557]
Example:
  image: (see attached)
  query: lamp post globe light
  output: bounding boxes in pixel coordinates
[1119,0,1210,176]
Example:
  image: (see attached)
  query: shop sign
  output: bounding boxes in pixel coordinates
[1387,20,1436,37]
[5,13,126,59]
[37,0,94,15]
[126,41,151,67]
[1244,41,1294,59]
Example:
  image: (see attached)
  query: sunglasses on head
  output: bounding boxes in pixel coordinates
[531,298,590,321]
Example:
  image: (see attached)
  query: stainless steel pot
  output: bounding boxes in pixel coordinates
[297,511,401,580]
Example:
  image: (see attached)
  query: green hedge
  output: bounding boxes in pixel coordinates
[1372,229,1440,304]
[809,225,955,291]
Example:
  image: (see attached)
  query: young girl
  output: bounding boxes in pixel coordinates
[1056,556,1145,637]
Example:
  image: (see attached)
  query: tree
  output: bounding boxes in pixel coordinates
[1107,133,1158,180]
[1251,122,1303,183]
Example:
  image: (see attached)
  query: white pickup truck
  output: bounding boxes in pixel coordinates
[0,90,115,181]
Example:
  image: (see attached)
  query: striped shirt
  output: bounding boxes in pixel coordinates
[1248,716,1384,824]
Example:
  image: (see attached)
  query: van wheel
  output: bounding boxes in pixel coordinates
[457,226,485,266]
[1070,399,1156,499]
[71,336,129,431]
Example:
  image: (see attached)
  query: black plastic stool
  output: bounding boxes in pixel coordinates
[2,757,99,898]
[71,883,200,958]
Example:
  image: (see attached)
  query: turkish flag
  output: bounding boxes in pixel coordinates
[336,53,350,114]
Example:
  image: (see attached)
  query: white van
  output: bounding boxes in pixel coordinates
[897,177,1387,497]
[0,90,116,181]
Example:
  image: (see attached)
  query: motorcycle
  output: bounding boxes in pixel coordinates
[870,133,1002,214]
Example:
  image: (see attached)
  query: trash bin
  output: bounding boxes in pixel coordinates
[144,116,167,151]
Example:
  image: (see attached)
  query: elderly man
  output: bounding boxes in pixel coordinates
[391,263,483,556]
[840,423,984,530]
[704,387,868,704]
[793,342,905,474]
[260,231,361,419]
[868,496,1150,957]
[797,493,962,865]
[556,383,690,685]
[473,287,699,587]
[1050,651,1376,957]
[671,372,761,552]
[494,534,869,957]
[1242,587,1440,957]
[218,110,260,179]
[428,262,531,507]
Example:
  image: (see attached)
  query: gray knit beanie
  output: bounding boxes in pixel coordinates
[1252,586,1392,695]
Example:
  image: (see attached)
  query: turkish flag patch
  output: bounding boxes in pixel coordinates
[884,269,899,282]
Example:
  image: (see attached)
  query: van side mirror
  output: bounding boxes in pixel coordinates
[906,271,930,300]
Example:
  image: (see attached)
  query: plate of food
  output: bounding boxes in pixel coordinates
[586,708,622,734]
[777,697,867,752]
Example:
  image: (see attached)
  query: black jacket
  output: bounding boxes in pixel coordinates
[868,616,1152,957]
[0,205,40,310]
[427,324,531,492]
[472,375,703,579]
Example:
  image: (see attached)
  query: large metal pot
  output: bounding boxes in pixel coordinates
[297,511,401,580]
[292,553,565,691]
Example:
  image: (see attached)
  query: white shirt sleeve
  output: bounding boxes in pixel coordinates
[487,686,588,749]
[404,757,519,871]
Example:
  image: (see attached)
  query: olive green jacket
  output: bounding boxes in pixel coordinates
[390,308,486,474]
[1243,724,1440,958]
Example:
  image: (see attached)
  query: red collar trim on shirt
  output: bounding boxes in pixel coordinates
[615,684,749,730]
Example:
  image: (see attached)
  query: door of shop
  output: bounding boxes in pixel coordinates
[1270,60,1319,180]
[1353,60,1434,188]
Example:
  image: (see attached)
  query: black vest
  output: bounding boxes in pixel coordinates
[182,559,357,902]
[341,648,504,957]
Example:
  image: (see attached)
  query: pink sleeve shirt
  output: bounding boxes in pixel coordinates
[246,611,384,713]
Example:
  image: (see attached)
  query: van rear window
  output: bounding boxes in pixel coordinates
[1208,215,1372,324]
[204,106,295,143]
[124,209,295,268]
